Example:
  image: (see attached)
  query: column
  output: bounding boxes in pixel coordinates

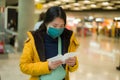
[0,0,5,31]
[17,0,35,52]
[0,0,5,7]
[0,0,5,54]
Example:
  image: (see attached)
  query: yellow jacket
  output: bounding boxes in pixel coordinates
[20,28,79,80]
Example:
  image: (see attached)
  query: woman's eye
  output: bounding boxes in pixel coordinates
[61,26,64,28]
[53,26,57,28]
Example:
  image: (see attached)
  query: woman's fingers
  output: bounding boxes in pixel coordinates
[65,57,76,67]
[48,60,63,70]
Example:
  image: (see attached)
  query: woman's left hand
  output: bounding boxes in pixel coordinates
[65,57,76,67]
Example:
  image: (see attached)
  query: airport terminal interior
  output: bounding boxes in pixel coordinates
[0,0,120,80]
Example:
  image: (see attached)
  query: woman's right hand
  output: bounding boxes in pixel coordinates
[48,60,63,70]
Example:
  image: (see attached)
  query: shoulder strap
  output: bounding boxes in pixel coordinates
[58,37,62,55]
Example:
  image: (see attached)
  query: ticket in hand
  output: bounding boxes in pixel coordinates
[47,52,78,63]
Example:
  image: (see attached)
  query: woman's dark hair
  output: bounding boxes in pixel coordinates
[38,12,45,21]
[44,6,66,25]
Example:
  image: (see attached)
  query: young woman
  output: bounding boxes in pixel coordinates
[20,6,79,80]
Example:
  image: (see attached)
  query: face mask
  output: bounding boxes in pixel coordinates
[47,26,64,39]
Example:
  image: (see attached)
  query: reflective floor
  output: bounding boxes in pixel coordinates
[0,34,120,80]
[70,34,120,80]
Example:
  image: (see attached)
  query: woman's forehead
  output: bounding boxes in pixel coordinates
[51,17,64,24]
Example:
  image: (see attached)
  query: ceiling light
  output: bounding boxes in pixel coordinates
[78,0,92,4]
[34,0,40,4]
[61,0,75,3]
[84,0,90,4]
[90,4,97,8]
[73,3,80,6]
[106,6,114,9]
[99,2,114,6]
[87,4,101,8]
[54,1,61,5]
[35,0,40,2]
[94,0,109,2]
[103,6,117,10]
[34,0,45,3]
[102,2,109,6]
[71,7,81,11]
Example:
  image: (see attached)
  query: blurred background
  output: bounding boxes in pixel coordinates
[0,0,120,80]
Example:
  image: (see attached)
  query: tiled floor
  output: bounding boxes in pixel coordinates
[0,34,120,80]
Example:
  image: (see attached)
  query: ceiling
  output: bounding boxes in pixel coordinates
[6,0,120,11]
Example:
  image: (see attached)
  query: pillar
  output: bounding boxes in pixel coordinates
[0,0,5,39]
[0,0,5,30]
[17,0,35,52]
[0,0,5,7]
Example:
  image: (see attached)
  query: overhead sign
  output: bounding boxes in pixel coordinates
[36,3,43,9]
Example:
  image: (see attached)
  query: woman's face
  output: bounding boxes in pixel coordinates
[47,17,65,28]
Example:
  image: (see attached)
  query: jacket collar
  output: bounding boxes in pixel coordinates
[31,24,73,61]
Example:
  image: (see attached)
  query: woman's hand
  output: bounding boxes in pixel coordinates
[65,57,76,67]
[48,60,63,70]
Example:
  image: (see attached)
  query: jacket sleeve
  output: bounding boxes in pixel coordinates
[68,33,79,72]
[19,39,50,76]
[68,57,79,72]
